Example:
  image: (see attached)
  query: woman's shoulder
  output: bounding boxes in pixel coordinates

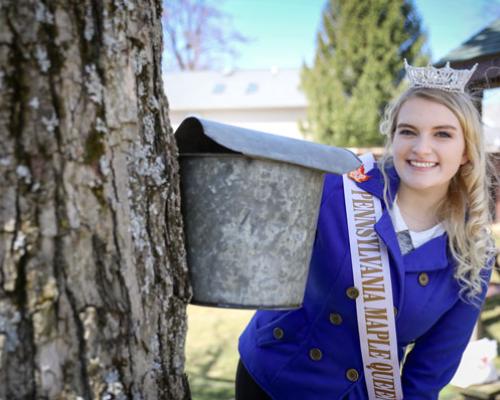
[321,160,390,202]
[321,173,345,206]
[323,173,344,188]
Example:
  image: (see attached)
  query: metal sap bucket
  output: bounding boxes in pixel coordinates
[175,117,360,309]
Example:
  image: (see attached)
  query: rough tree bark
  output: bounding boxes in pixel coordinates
[0,0,191,398]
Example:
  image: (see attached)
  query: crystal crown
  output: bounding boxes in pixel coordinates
[404,59,477,93]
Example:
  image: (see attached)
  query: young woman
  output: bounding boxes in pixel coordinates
[235,61,496,399]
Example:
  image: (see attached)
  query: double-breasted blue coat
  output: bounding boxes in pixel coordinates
[238,163,491,399]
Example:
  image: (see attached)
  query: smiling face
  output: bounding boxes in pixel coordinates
[391,96,468,200]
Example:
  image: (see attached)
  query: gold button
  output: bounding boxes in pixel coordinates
[273,327,284,340]
[394,307,398,316]
[346,286,359,299]
[309,348,323,361]
[346,368,359,382]
[329,313,343,325]
[418,272,430,287]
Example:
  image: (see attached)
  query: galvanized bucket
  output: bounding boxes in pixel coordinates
[175,117,360,309]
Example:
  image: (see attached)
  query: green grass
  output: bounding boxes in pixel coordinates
[186,305,253,400]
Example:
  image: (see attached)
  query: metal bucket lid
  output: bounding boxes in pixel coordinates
[175,116,361,175]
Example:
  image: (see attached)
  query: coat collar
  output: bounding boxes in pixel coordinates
[374,211,450,272]
[354,162,399,203]
[353,162,450,272]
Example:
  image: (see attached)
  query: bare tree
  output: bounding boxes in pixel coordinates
[163,0,247,70]
[0,0,191,398]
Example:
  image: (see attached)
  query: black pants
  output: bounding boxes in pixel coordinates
[235,359,272,400]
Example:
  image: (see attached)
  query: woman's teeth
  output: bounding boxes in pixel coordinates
[409,160,437,168]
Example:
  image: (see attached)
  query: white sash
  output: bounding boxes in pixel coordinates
[342,153,403,400]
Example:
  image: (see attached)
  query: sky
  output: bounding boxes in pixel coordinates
[219,0,500,69]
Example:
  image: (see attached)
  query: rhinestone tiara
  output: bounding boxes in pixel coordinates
[404,59,478,93]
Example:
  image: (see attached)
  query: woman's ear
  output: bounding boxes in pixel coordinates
[461,151,468,165]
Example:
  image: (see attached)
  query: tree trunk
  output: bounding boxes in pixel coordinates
[0,1,191,398]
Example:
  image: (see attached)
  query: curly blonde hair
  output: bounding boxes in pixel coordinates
[379,87,496,305]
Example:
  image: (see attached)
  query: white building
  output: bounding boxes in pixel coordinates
[163,68,308,139]
[164,68,500,151]
[483,89,500,152]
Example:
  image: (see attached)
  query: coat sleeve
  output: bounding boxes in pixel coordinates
[401,267,493,400]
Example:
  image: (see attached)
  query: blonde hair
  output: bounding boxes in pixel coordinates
[379,87,496,305]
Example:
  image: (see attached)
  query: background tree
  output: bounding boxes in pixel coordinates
[0,1,190,398]
[301,0,428,147]
[163,0,247,71]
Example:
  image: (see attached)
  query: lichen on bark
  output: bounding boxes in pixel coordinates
[0,1,190,398]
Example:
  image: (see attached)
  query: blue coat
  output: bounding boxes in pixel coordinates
[238,164,491,399]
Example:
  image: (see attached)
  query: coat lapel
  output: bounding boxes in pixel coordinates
[351,161,450,312]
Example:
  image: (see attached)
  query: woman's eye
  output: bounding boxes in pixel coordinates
[435,131,452,138]
[398,129,415,136]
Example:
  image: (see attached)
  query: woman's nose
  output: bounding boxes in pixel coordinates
[412,134,432,155]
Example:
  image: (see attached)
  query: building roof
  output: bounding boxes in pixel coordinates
[439,18,500,63]
[163,68,307,111]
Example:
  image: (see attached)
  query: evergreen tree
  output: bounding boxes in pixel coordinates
[301,0,428,146]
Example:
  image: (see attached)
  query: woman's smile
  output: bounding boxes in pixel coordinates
[407,160,438,169]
